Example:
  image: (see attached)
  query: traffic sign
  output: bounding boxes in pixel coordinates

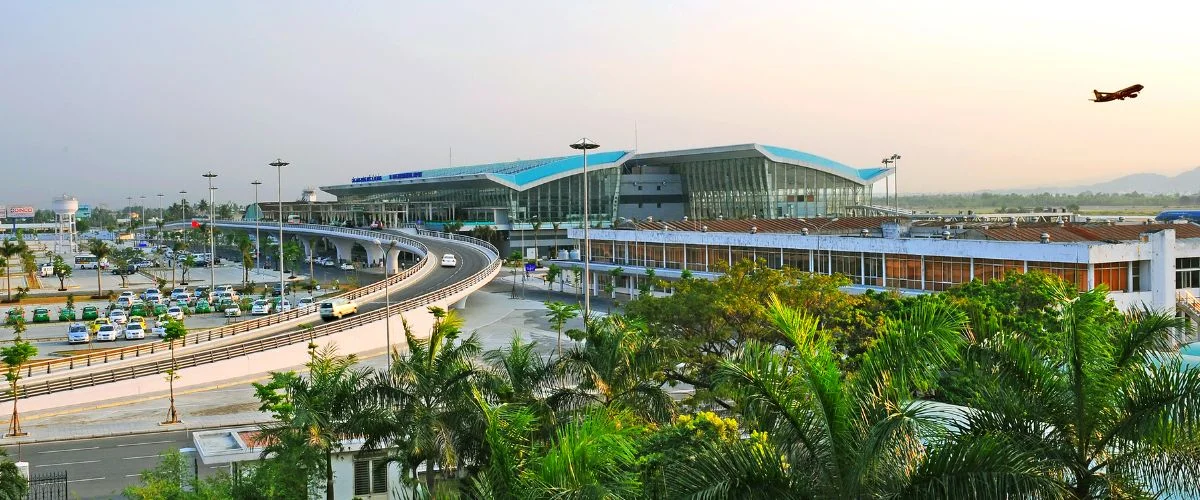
[524,263,536,273]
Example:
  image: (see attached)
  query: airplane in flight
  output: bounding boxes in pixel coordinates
[1091,84,1144,102]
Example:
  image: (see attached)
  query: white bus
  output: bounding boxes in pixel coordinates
[74,254,107,269]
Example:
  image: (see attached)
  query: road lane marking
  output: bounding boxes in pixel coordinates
[122,454,163,460]
[116,439,176,447]
[67,477,105,483]
[37,446,100,454]
[35,460,100,467]
[125,473,144,477]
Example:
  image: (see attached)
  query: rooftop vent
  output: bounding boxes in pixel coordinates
[701,225,709,232]
[1058,219,1066,227]
[801,227,810,236]
[1041,232,1051,243]
[1009,220,1018,228]
[750,226,758,234]
[860,229,869,237]
[942,230,951,240]
[682,216,689,222]
[662,223,669,230]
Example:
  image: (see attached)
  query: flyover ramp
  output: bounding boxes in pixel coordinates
[2,227,499,414]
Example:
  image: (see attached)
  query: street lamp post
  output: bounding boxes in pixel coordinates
[270,159,289,302]
[888,154,901,214]
[179,190,188,220]
[139,195,147,238]
[881,157,895,213]
[374,239,397,361]
[203,172,218,292]
[570,138,599,321]
[126,196,133,234]
[252,180,262,271]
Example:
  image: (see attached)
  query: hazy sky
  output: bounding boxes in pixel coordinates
[3,1,1198,209]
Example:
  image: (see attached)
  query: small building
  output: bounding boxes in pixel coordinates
[192,427,405,499]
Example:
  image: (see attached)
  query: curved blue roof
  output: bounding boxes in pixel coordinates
[759,145,890,184]
[344,151,632,190]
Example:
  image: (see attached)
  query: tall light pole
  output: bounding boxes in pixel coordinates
[570,138,599,321]
[126,196,133,234]
[889,153,901,214]
[157,193,164,224]
[270,159,289,302]
[374,239,397,361]
[203,172,218,291]
[801,217,840,275]
[252,180,262,271]
[179,190,188,220]
[139,195,147,238]
[881,157,895,213]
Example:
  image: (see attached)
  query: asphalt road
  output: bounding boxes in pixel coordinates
[7,429,211,499]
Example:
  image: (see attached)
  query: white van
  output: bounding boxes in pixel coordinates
[319,298,358,320]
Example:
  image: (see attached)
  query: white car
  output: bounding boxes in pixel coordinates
[67,323,89,344]
[119,291,136,299]
[140,288,160,301]
[251,300,272,315]
[440,254,457,268]
[339,262,354,271]
[124,322,146,340]
[95,324,119,342]
[165,306,184,321]
[297,297,315,310]
[319,257,335,267]
[115,297,133,309]
[109,310,128,325]
[152,325,167,338]
[224,304,242,317]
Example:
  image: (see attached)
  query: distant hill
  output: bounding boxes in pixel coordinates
[995,167,1200,195]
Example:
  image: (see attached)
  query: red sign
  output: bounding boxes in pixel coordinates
[191,220,200,228]
[6,206,34,219]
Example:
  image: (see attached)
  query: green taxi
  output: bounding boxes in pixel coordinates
[194,299,212,314]
[32,308,51,323]
[5,309,22,324]
[130,303,148,317]
[58,308,75,321]
[81,305,100,320]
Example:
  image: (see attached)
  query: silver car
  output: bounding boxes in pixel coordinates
[67,323,89,344]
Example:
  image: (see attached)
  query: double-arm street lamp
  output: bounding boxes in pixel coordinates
[252,180,263,271]
[270,159,289,301]
[203,172,218,291]
[570,138,599,321]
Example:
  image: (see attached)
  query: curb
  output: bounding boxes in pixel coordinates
[0,419,276,447]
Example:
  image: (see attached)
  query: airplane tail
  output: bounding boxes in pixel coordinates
[1093,90,1102,99]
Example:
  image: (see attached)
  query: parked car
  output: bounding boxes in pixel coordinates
[4,309,21,324]
[165,306,184,320]
[194,299,212,314]
[124,322,146,340]
[170,288,190,301]
[58,307,75,321]
[152,325,167,338]
[251,300,272,315]
[224,304,242,317]
[270,283,292,296]
[109,309,128,324]
[318,257,335,267]
[115,297,133,309]
[271,298,292,312]
[339,262,355,271]
[95,324,119,342]
[32,308,51,323]
[130,303,148,318]
[81,306,100,320]
[89,317,112,334]
[214,284,234,295]
[67,323,89,344]
[140,288,160,301]
[128,316,147,330]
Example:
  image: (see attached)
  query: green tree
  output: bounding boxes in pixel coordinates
[123,449,232,499]
[550,315,677,423]
[545,263,561,292]
[0,447,29,499]
[0,239,22,302]
[283,240,303,277]
[181,253,195,285]
[361,307,482,493]
[51,255,72,291]
[950,280,1200,498]
[253,345,367,500]
[481,334,556,419]
[2,317,36,437]
[86,238,111,298]
[666,295,1060,499]
[161,318,187,424]
[544,301,579,356]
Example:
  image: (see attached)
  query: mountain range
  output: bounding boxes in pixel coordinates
[994,166,1200,195]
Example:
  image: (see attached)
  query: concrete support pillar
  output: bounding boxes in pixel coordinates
[385,247,403,275]
[1150,229,1177,312]
[299,237,316,259]
[332,238,355,263]
[365,245,384,270]
[452,295,468,310]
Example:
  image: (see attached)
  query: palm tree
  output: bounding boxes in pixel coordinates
[549,314,677,423]
[235,233,254,289]
[0,239,23,302]
[665,295,1062,499]
[950,283,1200,498]
[551,221,561,257]
[360,306,482,494]
[253,345,368,500]
[160,318,187,424]
[544,301,579,356]
[530,220,542,260]
[87,239,111,298]
[170,241,186,287]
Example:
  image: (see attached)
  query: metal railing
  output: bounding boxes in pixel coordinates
[0,248,500,403]
[414,229,499,259]
[1179,290,1200,316]
[10,222,436,378]
[0,227,501,402]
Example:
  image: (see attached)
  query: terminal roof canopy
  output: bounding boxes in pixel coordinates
[321,143,892,196]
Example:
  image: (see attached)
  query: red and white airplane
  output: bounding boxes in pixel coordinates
[1091,84,1144,102]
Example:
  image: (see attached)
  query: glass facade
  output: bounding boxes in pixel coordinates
[582,239,1138,294]
[669,156,871,219]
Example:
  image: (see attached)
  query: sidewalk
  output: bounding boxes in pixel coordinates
[0,278,575,445]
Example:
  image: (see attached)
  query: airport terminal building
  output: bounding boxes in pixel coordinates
[304,143,894,230]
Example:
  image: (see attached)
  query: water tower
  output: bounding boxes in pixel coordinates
[52,195,79,253]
